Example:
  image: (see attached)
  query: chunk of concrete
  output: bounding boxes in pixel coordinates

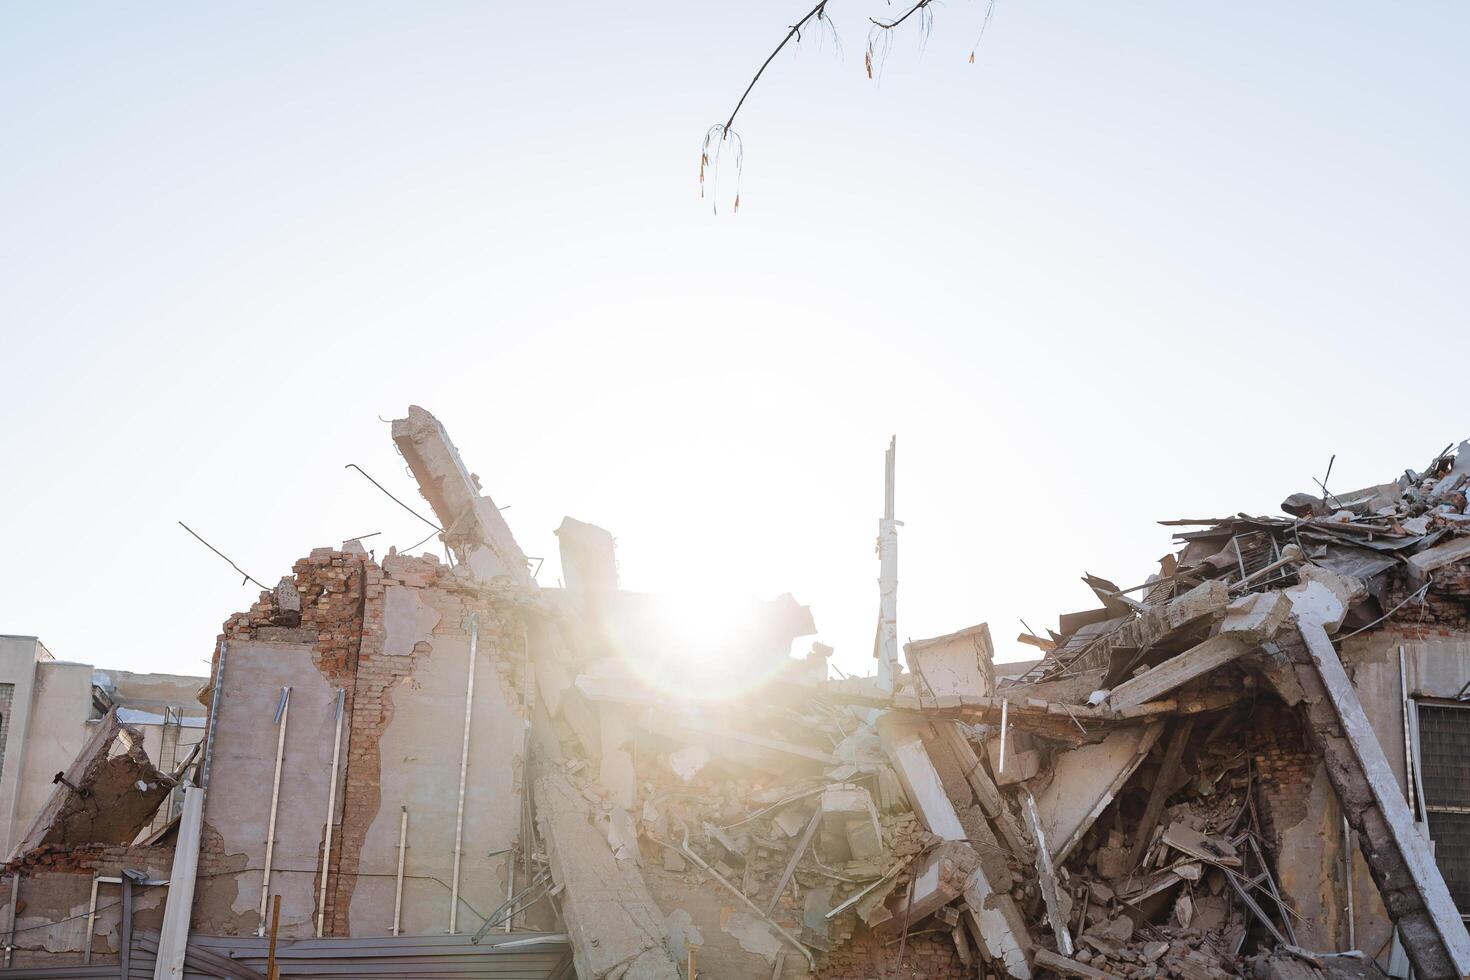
[555,517,619,593]
[1035,722,1164,863]
[904,623,994,698]
[668,744,710,783]
[1283,566,1367,633]
[11,708,174,854]
[878,717,1033,975]
[875,841,978,936]
[533,771,681,980]
[820,784,884,861]
[878,720,966,840]
[1218,591,1291,641]
[985,739,1041,785]
[1106,636,1252,710]
[390,406,532,586]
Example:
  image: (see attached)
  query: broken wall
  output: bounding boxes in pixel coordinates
[0,843,174,968]
[13,661,95,842]
[194,547,535,940]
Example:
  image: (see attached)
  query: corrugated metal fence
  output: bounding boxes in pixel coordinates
[0,931,574,979]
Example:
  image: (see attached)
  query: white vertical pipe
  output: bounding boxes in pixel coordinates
[83,877,100,963]
[449,614,479,934]
[393,807,408,937]
[316,688,345,938]
[998,699,1009,774]
[1400,646,1417,819]
[1343,814,1355,949]
[876,437,900,694]
[258,687,290,936]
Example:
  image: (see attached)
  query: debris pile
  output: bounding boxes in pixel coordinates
[11,406,1468,979]
[531,438,1470,978]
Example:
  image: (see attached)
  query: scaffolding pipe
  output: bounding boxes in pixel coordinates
[82,877,100,963]
[316,688,345,938]
[449,614,480,934]
[393,807,408,937]
[1343,814,1355,949]
[258,687,291,936]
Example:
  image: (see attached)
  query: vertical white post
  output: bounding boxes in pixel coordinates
[1343,814,1355,949]
[393,806,408,937]
[449,614,479,934]
[876,436,901,693]
[153,784,203,980]
[83,877,100,962]
[998,699,1009,774]
[1400,646,1417,820]
[316,688,345,938]
[258,687,290,936]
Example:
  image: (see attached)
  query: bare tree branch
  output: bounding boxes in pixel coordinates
[870,0,934,31]
[720,0,831,137]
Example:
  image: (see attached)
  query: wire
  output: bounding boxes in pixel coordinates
[177,522,271,591]
[344,464,442,532]
[7,899,121,936]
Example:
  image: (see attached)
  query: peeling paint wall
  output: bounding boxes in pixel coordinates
[0,844,174,968]
[194,549,532,942]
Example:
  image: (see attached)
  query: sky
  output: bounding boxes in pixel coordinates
[1,2,1467,681]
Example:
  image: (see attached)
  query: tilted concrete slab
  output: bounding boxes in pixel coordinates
[1106,635,1252,710]
[1035,722,1163,864]
[391,405,532,586]
[534,771,681,980]
[879,718,1033,976]
[11,707,173,856]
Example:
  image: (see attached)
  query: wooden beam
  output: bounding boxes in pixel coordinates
[1128,716,1195,870]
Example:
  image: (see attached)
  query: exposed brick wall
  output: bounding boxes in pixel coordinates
[200,548,532,938]
[1384,562,1470,636]
[813,926,970,979]
[1249,705,1317,851]
[4,842,176,877]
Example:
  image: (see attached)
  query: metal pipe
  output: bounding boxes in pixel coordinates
[1400,646,1417,820]
[998,699,1009,774]
[258,687,291,936]
[316,688,345,937]
[1343,814,1355,949]
[449,614,480,934]
[5,874,17,968]
[504,848,516,934]
[393,807,408,937]
[83,877,100,963]
[658,822,815,969]
[200,641,229,790]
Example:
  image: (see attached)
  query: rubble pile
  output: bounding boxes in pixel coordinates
[13,406,1468,978]
[531,439,1470,978]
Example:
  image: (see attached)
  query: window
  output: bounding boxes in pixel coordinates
[0,682,14,782]
[1417,703,1470,910]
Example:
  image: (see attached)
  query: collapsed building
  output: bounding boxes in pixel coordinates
[1,410,1468,980]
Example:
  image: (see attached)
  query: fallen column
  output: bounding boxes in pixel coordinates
[391,405,533,586]
[1282,622,1470,980]
[881,721,1033,977]
[533,771,681,980]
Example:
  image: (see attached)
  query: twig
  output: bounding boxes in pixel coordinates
[721,0,830,136]
[344,463,442,532]
[871,0,933,30]
[178,522,271,591]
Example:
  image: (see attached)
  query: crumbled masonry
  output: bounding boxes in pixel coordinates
[4,415,1470,980]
